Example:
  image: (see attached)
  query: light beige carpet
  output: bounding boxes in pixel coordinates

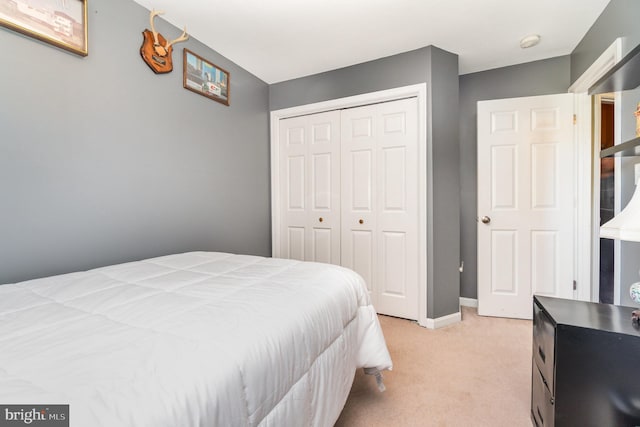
[335,307,533,427]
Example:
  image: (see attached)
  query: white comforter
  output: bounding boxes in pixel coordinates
[0,252,392,426]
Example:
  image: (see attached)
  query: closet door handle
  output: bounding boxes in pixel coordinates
[359,219,364,224]
[319,217,323,222]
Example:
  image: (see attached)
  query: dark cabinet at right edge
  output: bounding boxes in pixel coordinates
[532,295,640,426]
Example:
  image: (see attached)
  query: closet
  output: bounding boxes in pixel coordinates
[275,97,420,320]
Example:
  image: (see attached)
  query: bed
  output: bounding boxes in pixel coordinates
[0,251,392,426]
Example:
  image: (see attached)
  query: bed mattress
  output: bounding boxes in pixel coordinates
[0,252,392,426]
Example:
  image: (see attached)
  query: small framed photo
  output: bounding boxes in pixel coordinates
[0,0,88,56]
[183,48,230,106]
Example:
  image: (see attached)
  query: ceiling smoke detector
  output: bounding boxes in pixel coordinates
[520,34,541,49]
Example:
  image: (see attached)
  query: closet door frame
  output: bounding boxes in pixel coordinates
[270,83,429,327]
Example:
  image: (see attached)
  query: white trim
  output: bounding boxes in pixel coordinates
[574,93,593,301]
[590,93,623,304]
[425,311,461,329]
[270,83,429,327]
[568,38,622,93]
[591,96,602,303]
[459,297,478,308]
[613,95,622,305]
[568,38,622,303]
[270,85,425,119]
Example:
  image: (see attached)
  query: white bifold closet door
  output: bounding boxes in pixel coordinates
[278,110,341,265]
[278,98,419,320]
[340,98,419,319]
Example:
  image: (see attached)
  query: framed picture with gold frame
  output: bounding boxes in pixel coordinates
[0,0,88,56]
[183,49,230,106]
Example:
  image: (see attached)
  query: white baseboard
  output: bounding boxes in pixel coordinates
[425,311,461,329]
[460,297,478,308]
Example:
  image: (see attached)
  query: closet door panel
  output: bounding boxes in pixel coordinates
[381,231,407,295]
[341,98,419,319]
[279,111,340,265]
[287,155,306,210]
[280,116,308,260]
[341,107,378,303]
[308,111,341,265]
[311,153,332,210]
[381,146,406,211]
[376,98,419,318]
[287,227,306,261]
[311,228,332,264]
[350,150,374,211]
[351,230,374,293]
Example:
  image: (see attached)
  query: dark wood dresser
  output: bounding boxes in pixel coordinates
[532,295,640,426]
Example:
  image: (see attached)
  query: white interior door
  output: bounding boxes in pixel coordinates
[341,98,419,320]
[477,94,575,319]
[279,111,341,264]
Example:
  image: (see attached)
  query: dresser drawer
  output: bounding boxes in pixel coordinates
[532,362,555,427]
[533,300,555,391]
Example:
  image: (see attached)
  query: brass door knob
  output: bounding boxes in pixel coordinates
[319,217,323,222]
[359,219,364,224]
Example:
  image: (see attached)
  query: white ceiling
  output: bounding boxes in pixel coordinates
[131,0,610,84]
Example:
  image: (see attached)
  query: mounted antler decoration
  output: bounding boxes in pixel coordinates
[140,10,189,74]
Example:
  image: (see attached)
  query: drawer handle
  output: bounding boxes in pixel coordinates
[537,407,544,425]
[536,365,549,388]
[538,346,546,363]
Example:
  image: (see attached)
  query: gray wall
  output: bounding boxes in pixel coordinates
[570,0,640,306]
[458,56,571,299]
[0,0,271,284]
[428,47,460,318]
[570,0,640,85]
[269,47,429,110]
[270,46,461,319]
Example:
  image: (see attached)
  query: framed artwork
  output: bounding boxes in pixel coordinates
[0,0,88,56]
[183,48,230,106]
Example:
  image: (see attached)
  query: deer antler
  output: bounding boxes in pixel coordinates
[166,27,189,50]
[149,9,164,46]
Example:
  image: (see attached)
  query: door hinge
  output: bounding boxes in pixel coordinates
[573,114,577,125]
[573,280,577,291]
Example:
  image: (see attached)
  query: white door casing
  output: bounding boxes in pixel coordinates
[341,98,419,319]
[477,94,575,319]
[568,38,622,303]
[279,110,341,264]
